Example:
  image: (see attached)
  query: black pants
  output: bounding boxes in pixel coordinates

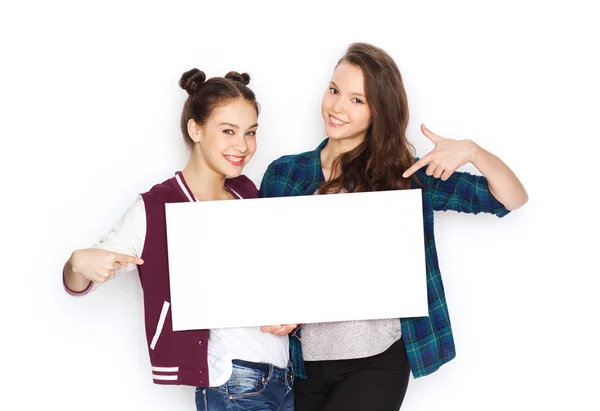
[294,338,410,411]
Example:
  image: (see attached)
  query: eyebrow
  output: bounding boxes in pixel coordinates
[330,81,365,98]
[219,122,259,129]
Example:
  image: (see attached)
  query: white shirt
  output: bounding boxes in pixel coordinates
[91,195,289,386]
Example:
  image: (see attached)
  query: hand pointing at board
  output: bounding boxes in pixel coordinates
[65,248,144,292]
[403,123,528,210]
[402,124,477,181]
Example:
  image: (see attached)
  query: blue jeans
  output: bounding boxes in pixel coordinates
[195,359,294,411]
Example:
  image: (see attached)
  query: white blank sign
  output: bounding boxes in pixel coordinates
[165,189,428,331]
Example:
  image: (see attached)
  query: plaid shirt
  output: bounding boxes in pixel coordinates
[259,138,510,379]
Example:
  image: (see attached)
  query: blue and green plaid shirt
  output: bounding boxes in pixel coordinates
[259,138,510,379]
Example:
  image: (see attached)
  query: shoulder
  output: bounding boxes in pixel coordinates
[226,175,258,199]
[141,175,182,202]
[269,151,313,170]
[266,148,319,176]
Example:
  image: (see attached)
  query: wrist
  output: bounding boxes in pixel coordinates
[468,140,482,164]
[69,250,84,276]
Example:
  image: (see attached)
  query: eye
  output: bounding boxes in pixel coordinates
[329,87,338,94]
[223,129,234,135]
[246,130,257,137]
[352,98,364,104]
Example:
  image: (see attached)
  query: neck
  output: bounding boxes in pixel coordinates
[182,150,229,201]
[321,136,365,172]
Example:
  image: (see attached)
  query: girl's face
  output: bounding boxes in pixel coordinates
[195,99,258,178]
[321,62,371,144]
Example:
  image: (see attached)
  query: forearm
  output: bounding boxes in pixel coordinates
[470,142,528,210]
[63,251,93,293]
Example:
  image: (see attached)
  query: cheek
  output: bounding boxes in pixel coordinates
[206,136,231,159]
[215,134,232,151]
[247,138,257,154]
[349,108,371,128]
[361,111,372,128]
[321,94,332,112]
[200,133,217,153]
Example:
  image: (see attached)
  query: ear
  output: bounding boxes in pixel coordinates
[187,119,204,144]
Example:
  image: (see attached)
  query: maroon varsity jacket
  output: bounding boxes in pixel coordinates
[64,171,258,387]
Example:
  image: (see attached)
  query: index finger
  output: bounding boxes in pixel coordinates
[114,253,144,265]
[403,153,433,178]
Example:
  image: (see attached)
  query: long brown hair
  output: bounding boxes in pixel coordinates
[179,69,259,148]
[319,43,417,194]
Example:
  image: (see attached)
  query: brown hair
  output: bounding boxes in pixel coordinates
[179,69,259,148]
[319,43,418,193]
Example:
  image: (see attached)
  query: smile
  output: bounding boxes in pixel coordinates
[328,115,348,127]
[224,155,245,166]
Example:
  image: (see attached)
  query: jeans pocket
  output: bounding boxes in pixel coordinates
[226,374,266,398]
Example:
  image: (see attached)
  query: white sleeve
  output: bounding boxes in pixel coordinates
[91,195,147,275]
[64,196,147,296]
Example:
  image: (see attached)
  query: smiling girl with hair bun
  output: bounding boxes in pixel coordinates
[63,69,295,411]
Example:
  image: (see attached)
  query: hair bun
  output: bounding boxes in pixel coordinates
[225,71,251,85]
[179,69,207,95]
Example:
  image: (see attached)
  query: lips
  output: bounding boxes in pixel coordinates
[224,155,245,166]
[328,114,348,127]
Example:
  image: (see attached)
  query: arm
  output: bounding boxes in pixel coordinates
[403,124,528,213]
[469,144,528,210]
[63,250,143,294]
[63,196,146,295]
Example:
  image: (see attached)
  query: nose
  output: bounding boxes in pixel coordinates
[332,95,345,115]
[232,134,248,154]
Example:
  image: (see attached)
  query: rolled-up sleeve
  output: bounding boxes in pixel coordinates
[418,169,510,218]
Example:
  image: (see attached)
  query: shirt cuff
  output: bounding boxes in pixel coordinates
[490,194,511,218]
[63,268,93,296]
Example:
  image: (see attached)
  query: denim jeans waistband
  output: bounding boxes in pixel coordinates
[231,359,293,383]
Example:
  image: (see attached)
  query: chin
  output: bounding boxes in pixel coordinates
[227,167,245,178]
[224,170,242,178]
[325,129,350,140]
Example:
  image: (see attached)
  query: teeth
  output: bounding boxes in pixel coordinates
[330,115,346,125]
[225,155,243,162]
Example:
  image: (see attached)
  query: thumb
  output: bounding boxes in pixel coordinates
[421,123,441,144]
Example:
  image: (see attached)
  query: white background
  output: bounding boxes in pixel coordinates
[1,1,598,410]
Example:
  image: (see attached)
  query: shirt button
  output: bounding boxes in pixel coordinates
[199,340,204,345]
[199,370,204,374]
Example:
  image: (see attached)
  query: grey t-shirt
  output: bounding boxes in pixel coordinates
[302,189,402,361]
[301,319,402,361]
